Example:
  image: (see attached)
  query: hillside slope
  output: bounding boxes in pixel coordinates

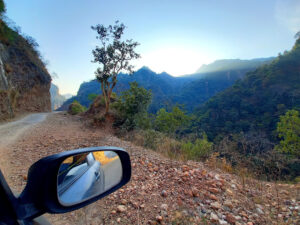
[0,17,51,120]
[194,38,300,141]
[3,113,299,225]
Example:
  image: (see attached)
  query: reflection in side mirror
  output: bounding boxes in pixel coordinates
[57,151,122,206]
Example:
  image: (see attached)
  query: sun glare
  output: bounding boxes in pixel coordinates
[136,47,210,76]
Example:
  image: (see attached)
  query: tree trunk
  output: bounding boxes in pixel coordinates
[101,81,110,116]
[101,79,118,116]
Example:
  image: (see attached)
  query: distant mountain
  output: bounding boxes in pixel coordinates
[194,39,300,141]
[196,58,274,74]
[50,83,66,110]
[63,94,73,100]
[58,57,274,113]
[58,67,195,111]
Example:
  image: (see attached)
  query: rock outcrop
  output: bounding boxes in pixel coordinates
[0,37,51,120]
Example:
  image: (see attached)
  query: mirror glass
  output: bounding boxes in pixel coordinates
[57,151,122,206]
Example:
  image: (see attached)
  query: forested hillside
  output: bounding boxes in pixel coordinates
[194,38,300,141]
[58,67,193,111]
[190,38,300,179]
[59,58,272,112]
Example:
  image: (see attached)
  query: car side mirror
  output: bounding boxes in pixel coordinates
[16,147,131,221]
[57,151,123,206]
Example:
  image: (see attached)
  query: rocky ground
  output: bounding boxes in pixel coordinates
[2,113,300,225]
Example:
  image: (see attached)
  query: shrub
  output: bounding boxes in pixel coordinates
[0,20,17,44]
[68,100,86,115]
[181,135,213,160]
[275,109,300,157]
[157,137,182,159]
[142,129,161,149]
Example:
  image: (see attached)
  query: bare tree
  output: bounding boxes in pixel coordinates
[91,21,140,115]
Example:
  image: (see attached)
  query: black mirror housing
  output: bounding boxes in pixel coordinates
[17,147,131,220]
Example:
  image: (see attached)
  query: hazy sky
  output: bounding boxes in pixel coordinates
[5,0,300,95]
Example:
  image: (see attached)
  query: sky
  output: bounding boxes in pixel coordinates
[5,0,300,95]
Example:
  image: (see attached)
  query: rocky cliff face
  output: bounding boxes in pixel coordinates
[50,83,66,110]
[0,39,51,120]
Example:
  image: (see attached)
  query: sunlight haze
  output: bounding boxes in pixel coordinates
[5,0,299,95]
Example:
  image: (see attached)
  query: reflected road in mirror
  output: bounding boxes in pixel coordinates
[57,151,122,206]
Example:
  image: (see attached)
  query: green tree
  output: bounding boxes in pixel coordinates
[155,106,190,134]
[114,82,152,130]
[0,0,5,16]
[91,21,140,115]
[275,109,300,157]
[155,108,173,133]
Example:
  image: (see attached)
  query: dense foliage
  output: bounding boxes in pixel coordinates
[113,82,152,130]
[275,109,300,157]
[194,38,300,141]
[68,100,86,115]
[155,106,190,134]
[191,38,300,180]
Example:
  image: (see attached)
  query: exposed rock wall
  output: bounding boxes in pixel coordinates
[50,83,66,110]
[0,40,51,120]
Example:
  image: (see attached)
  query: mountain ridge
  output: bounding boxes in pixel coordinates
[58,57,274,112]
[196,57,275,74]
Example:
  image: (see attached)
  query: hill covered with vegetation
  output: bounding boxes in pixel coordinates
[194,39,300,141]
[190,38,300,179]
[59,58,273,112]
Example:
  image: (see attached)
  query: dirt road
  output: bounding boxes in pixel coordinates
[0,113,49,182]
[0,113,49,148]
[0,112,298,225]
